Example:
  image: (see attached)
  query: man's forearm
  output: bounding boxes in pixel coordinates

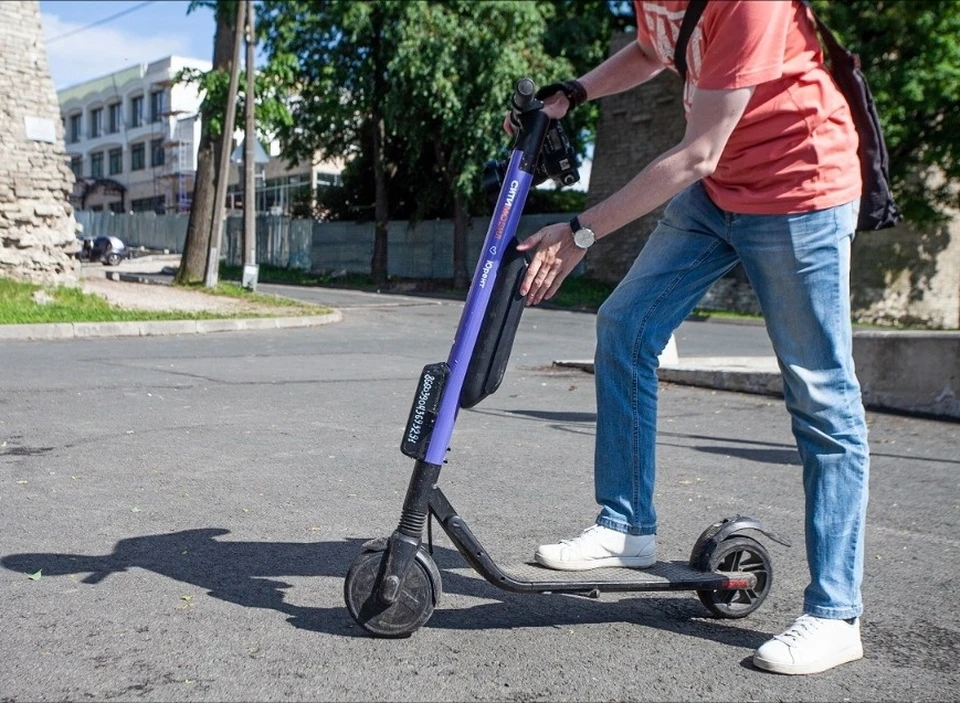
[581,144,708,241]
[579,40,664,102]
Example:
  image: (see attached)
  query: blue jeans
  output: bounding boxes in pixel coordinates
[593,181,869,619]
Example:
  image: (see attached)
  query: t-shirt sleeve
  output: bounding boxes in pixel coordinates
[634,0,656,58]
[697,0,794,90]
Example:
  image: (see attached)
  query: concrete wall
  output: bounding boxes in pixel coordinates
[0,0,79,285]
[74,210,570,279]
[850,221,960,329]
[853,331,960,419]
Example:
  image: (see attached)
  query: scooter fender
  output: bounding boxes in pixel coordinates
[718,515,790,547]
[693,514,790,563]
[689,515,790,572]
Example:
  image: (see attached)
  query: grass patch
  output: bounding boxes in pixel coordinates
[220,262,620,311]
[219,263,357,289]
[0,276,328,326]
[182,278,324,310]
[548,277,616,311]
[0,278,224,325]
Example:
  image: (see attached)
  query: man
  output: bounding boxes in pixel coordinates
[510,0,870,676]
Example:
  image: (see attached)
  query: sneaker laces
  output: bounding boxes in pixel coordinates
[559,524,604,548]
[775,614,824,645]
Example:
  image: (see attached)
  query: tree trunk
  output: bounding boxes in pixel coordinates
[370,114,389,284]
[368,6,389,285]
[452,191,470,290]
[431,135,470,290]
[175,2,240,285]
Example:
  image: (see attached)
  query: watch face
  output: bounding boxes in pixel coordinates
[573,227,595,248]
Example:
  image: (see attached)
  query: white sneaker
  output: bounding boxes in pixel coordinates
[753,614,863,675]
[535,524,656,571]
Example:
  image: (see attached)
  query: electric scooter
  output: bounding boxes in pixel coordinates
[343,78,790,638]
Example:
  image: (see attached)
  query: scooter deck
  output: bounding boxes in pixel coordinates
[449,559,754,594]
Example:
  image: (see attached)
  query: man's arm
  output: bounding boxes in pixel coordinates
[579,85,755,238]
[505,40,664,131]
[578,39,664,102]
[518,85,756,305]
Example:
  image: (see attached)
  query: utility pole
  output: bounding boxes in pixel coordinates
[241,0,258,290]
[204,0,247,289]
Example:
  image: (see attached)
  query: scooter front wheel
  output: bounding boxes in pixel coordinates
[344,544,442,638]
[694,536,772,619]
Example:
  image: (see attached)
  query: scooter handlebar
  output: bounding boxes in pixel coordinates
[511,78,536,111]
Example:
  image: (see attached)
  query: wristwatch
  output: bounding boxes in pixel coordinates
[569,215,596,249]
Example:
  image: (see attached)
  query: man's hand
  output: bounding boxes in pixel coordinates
[516,222,586,306]
[503,92,570,135]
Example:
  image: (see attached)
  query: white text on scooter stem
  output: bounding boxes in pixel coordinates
[492,179,520,242]
[406,371,436,445]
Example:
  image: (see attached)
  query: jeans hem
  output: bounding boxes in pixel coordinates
[596,515,656,536]
[803,603,863,620]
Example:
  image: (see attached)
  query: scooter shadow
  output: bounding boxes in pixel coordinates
[1,527,768,649]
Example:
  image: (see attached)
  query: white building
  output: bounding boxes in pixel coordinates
[58,55,343,218]
[58,56,210,215]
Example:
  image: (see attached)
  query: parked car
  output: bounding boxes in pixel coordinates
[76,236,128,266]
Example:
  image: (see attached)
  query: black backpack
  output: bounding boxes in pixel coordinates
[675,0,902,232]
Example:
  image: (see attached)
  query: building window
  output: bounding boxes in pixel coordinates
[69,113,82,143]
[69,155,83,178]
[149,89,165,123]
[89,108,103,138]
[131,196,165,214]
[108,201,125,214]
[130,95,144,128]
[108,102,122,134]
[108,148,123,175]
[90,151,104,179]
[131,142,145,171]
[150,138,165,167]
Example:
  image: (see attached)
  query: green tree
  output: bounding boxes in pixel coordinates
[539,1,634,158]
[258,1,404,284]
[814,0,960,226]
[259,0,566,287]
[387,1,563,287]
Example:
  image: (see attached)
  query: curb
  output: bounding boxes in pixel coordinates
[553,357,783,398]
[0,311,343,342]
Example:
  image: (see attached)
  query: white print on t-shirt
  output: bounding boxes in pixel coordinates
[640,2,702,112]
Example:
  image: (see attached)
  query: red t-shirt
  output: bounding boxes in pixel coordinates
[634,0,861,214]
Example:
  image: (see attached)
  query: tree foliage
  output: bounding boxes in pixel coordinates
[813,0,960,226]
[258,0,577,285]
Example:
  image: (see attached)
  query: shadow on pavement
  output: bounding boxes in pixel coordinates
[2,527,769,650]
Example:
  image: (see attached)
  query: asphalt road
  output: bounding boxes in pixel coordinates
[1,287,957,702]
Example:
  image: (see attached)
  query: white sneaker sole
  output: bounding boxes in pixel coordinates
[753,643,864,675]
[534,553,656,571]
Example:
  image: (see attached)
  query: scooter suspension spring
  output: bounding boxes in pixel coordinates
[397,508,427,538]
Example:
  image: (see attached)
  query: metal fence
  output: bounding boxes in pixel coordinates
[74,211,571,279]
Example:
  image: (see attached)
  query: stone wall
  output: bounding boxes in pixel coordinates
[584,32,686,285]
[0,0,78,285]
[587,31,960,330]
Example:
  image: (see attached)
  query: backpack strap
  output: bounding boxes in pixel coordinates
[800,0,859,67]
[675,0,708,82]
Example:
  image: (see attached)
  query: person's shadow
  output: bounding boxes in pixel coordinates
[1,527,770,650]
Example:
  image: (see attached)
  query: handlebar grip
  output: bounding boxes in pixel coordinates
[511,78,536,110]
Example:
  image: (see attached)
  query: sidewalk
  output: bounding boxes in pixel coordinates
[0,255,342,341]
[555,350,783,399]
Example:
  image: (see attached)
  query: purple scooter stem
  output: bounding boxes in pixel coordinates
[423,150,534,466]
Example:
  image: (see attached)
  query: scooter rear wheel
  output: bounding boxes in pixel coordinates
[344,545,441,638]
[695,536,772,619]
